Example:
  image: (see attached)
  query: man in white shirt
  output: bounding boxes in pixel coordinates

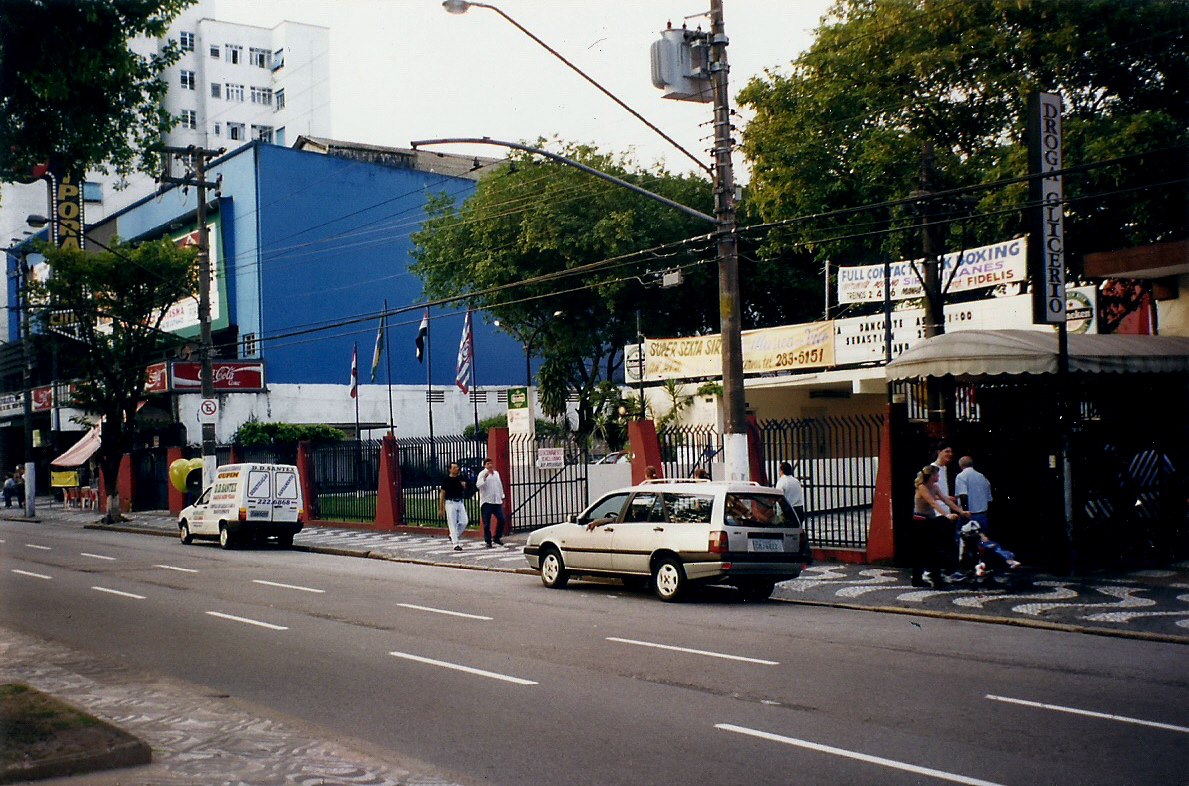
[774,461,805,525]
[476,458,507,547]
[955,455,993,533]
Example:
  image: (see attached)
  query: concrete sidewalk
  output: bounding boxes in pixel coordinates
[16,502,1189,644]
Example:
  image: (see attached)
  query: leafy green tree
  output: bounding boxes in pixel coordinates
[411,140,718,440]
[31,238,197,521]
[738,0,1188,274]
[0,0,192,182]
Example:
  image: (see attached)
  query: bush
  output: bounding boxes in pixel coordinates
[232,420,345,448]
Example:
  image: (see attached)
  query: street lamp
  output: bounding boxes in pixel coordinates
[494,310,563,387]
[438,1,748,480]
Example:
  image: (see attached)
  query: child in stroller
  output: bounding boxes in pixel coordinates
[957,522,1032,590]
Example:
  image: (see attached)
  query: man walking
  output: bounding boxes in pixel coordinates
[439,462,470,551]
[955,455,993,533]
[775,461,805,525]
[476,458,506,547]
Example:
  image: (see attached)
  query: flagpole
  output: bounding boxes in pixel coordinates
[426,313,435,448]
[383,299,393,435]
[353,341,360,438]
[471,314,480,436]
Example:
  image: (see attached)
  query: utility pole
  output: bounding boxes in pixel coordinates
[708,0,748,481]
[19,251,35,517]
[162,146,222,490]
[912,143,949,434]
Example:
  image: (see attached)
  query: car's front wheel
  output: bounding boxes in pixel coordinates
[179,521,193,545]
[652,557,686,602]
[540,547,569,589]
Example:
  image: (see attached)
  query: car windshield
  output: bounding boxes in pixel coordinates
[723,493,797,528]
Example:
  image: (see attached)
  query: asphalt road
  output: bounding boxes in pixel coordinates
[2,521,1186,785]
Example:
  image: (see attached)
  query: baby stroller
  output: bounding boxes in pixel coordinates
[957,522,1032,590]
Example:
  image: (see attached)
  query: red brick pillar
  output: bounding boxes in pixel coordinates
[167,446,186,515]
[868,405,896,563]
[487,427,511,528]
[746,415,768,486]
[628,420,663,484]
[117,453,133,513]
[375,434,402,530]
[296,440,318,521]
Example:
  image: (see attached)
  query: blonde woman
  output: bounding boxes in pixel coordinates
[912,464,958,588]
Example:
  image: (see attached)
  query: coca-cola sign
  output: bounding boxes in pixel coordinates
[32,386,53,412]
[170,361,265,392]
[145,362,169,394]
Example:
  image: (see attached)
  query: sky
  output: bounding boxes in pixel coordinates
[204,0,835,180]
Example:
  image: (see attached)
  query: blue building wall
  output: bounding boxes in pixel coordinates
[251,144,524,386]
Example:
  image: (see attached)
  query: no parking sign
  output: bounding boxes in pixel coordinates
[198,398,219,424]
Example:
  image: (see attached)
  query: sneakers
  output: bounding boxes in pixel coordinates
[453,545,462,551]
[485,542,493,549]
[493,539,503,546]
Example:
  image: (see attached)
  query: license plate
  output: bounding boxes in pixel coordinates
[748,539,783,553]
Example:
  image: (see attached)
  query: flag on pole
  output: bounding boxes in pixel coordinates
[349,344,358,399]
[370,313,385,382]
[415,309,429,362]
[455,310,474,394]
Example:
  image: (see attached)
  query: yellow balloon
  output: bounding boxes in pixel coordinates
[168,459,191,492]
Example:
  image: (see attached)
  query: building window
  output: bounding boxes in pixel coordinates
[250,86,273,106]
[82,182,103,203]
[272,48,285,70]
[179,109,198,130]
[275,127,286,146]
[213,122,222,136]
[179,31,195,52]
[209,44,220,58]
[180,70,195,90]
[242,333,257,356]
[275,88,285,111]
[252,125,274,143]
[210,82,221,99]
[249,47,271,68]
[225,83,244,102]
[227,122,245,141]
[225,44,242,64]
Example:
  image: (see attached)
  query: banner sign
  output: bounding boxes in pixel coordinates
[643,321,834,382]
[32,386,53,413]
[170,361,266,392]
[836,238,1027,304]
[160,219,227,335]
[507,386,534,435]
[536,447,565,469]
[1028,92,1067,324]
[0,393,22,420]
[834,286,1097,365]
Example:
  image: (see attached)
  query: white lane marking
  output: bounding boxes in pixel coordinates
[252,579,325,594]
[986,694,1189,735]
[12,569,51,580]
[397,603,493,621]
[715,724,1005,786]
[25,544,51,551]
[92,586,145,600]
[205,611,288,631]
[155,564,198,573]
[388,651,536,685]
[81,552,116,561]
[607,637,779,665]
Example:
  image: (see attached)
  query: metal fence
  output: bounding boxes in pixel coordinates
[395,434,486,526]
[507,434,588,532]
[657,424,722,478]
[756,415,884,550]
[306,440,382,523]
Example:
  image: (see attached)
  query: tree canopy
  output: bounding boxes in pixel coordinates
[0,0,192,182]
[411,141,718,438]
[30,237,197,520]
[737,0,1189,271]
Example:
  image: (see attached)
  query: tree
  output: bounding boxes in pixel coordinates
[411,140,718,441]
[0,0,192,183]
[738,0,1189,272]
[31,238,197,522]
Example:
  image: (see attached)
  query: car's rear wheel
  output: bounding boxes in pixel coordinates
[218,524,234,550]
[653,557,686,602]
[540,547,569,589]
[739,578,776,601]
[277,532,294,548]
[179,521,193,545]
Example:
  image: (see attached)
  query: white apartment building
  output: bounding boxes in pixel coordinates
[0,3,330,339]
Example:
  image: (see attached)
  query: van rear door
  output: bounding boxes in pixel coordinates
[271,467,300,522]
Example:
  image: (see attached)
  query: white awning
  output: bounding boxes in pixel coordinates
[886,329,1189,380]
[51,424,100,467]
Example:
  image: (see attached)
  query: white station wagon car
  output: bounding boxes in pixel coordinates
[524,479,812,601]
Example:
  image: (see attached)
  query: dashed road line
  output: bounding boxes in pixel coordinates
[397,603,492,621]
[206,611,288,631]
[81,552,116,561]
[155,564,198,573]
[12,569,51,580]
[607,637,779,665]
[985,694,1189,734]
[252,579,325,594]
[25,543,51,551]
[388,651,536,685]
[92,586,146,599]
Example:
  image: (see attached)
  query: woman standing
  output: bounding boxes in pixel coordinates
[912,464,958,589]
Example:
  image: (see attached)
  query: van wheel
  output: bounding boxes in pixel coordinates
[277,533,293,548]
[540,547,569,589]
[653,558,686,602]
[219,525,234,549]
[179,521,193,545]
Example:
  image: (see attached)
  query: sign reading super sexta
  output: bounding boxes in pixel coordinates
[1028,92,1066,324]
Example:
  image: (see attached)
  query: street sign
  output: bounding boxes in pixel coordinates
[198,398,219,424]
[536,447,565,469]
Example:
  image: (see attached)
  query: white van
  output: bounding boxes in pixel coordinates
[178,463,304,549]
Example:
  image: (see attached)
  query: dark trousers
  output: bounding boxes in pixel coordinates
[481,502,506,543]
[911,514,948,581]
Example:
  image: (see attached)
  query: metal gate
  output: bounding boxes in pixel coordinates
[507,434,588,533]
[131,447,170,511]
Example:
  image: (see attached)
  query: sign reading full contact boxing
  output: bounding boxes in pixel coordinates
[836,238,1027,304]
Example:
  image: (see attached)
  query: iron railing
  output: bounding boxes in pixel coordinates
[507,434,588,532]
[395,434,486,526]
[657,424,722,478]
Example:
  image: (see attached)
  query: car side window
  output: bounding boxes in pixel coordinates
[624,493,664,522]
[580,493,629,525]
[664,493,714,524]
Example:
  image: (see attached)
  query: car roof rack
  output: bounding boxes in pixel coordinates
[639,477,713,484]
